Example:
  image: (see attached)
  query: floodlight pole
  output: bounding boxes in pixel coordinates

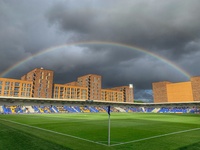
[108,113,110,146]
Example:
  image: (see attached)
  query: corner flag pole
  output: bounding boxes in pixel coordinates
[108,106,111,146]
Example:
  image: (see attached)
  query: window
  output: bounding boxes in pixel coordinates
[4,86,9,90]
[39,84,42,88]
[14,87,19,91]
[14,92,18,96]
[45,93,48,97]
[21,92,25,96]
[15,82,20,86]
[21,87,26,91]
[4,91,8,95]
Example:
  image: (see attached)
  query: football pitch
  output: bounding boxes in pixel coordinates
[0,113,200,150]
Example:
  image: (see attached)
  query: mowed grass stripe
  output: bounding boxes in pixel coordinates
[0,118,108,146]
[0,122,71,150]
[1,113,200,150]
[111,127,200,146]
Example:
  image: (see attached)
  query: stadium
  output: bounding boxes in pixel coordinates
[0,95,200,150]
[0,68,200,149]
[1,0,200,149]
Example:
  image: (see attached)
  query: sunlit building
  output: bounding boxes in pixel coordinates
[0,78,32,97]
[65,81,78,86]
[53,84,88,99]
[101,89,123,102]
[77,74,102,100]
[153,76,200,103]
[21,68,54,98]
[111,84,134,103]
[0,68,134,102]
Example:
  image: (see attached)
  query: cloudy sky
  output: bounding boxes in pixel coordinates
[1,0,200,99]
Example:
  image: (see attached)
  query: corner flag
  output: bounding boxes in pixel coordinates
[107,106,111,146]
[107,106,111,115]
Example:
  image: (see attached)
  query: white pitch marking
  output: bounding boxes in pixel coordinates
[111,127,200,146]
[0,119,108,146]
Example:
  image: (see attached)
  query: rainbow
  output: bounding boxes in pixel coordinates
[0,41,191,79]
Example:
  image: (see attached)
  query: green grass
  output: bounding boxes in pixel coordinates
[0,113,200,150]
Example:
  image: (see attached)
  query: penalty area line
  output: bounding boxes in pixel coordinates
[0,119,108,147]
[111,127,200,147]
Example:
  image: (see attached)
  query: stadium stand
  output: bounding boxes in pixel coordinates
[0,106,2,113]
[115,107,126,112]
[88,106,99,112]
[1,104,200,114]
[52,106,59,113]
[57,106,66,112]
[80,106,90,113]
[95,106,106,112]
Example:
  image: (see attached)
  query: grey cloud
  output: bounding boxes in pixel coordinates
[46,0,200,55]
[1,0,200,98]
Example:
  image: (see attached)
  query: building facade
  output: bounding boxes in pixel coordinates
[191,76,200,101]
[0,68,134,102]
[0,78,32,97]
[101,89,123,102]
[53,84,88,99]
[21,68,54,98]
[77,74,102,100]
[65,81,78,86]
[152,81,171,103]
[153,76,200,103]
[111,84,134,103]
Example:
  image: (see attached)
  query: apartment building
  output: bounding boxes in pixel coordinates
[1,68,134,102]
[152,76,200,103]
[77,74,102,100]
[53,84,88,100]
[65,81,78,86]
[111,84,134,103]
[0,78,32,97]
[21,68,54,98]
[101,89,123,102]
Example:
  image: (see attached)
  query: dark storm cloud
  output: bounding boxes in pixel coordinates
[46,0,200,55]
[0,0,67,72]
[1,0,200,96]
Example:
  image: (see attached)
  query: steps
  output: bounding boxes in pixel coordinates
[115,107,126,112]
[0,106,2,113]
[26,106,35,113]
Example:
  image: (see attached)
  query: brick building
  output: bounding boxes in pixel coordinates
[191,76,200,101]
[0,68,134,102]
[152,81,171,103]
[21,68,54,98]
[101,89,123,102]
[153,76,200,103]
[77,74,102,100]
[0,78,32,97]
[53,84,88,99]
[111,84,134,103]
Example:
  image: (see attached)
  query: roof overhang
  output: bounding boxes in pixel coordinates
[0,96,200,106]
